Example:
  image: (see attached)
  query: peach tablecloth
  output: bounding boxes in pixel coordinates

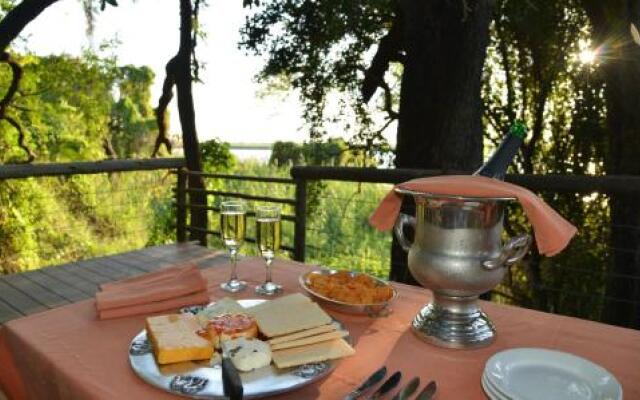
[1,258,639,400]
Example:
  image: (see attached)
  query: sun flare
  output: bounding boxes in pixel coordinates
[578,48,597,64]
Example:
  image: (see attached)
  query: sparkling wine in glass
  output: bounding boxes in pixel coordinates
[255,205,282,295]
[220,201,247,292]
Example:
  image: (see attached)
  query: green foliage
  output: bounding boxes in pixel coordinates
[200,138,236,172]
[0,52,157,162]
[205,160,391,276]
[483,1,612,321]
[0,51,169,273]
[270,141,303,166]
[269,138,385,167]
[109,65,157,157]
[240,0,394,148]
[0,172,173,274]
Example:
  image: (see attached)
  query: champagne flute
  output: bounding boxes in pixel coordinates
[220,201,247,292]
[255,205,282,295]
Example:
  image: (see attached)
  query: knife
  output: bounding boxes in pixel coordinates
[415,380,437,400]
[391,376,420,400]
[221,354,243,400]
[344,366,387,400]
[368,371,402,400]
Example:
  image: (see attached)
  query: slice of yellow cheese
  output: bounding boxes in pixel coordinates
[146,314,213,365]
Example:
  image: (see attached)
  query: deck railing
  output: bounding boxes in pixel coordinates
[0,158,185,273]
[177,166,640,329]
[2,159,639,329]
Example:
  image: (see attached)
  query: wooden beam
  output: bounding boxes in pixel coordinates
[0,158,185,180]
[290,166,640,194]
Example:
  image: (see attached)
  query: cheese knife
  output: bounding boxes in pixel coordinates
[390,376,420,400]
[415,380,437,400]
[344,366,387,400]
[368,371,402,400]
[221,351,243,400]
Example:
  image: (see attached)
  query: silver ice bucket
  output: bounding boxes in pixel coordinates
[394,188,531,348]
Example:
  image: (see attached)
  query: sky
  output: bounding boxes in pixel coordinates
[19,0,308,144]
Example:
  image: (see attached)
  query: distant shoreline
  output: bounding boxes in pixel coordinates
[228,143,276,150]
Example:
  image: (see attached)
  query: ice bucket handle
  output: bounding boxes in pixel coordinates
[394,214,416,252]
[482,234,532,270]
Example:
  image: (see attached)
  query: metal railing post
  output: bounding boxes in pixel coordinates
[176,168,187,242]
[293,177,307,262]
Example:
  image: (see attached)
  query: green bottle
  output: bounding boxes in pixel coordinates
[474,121,527,180]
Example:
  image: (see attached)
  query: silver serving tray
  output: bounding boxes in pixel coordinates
[299,269,397,316]
[129,299,339,399]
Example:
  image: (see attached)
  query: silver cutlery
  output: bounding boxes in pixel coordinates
[369,371,402,400]
[415,380,437,400]
[391,376,420,400]
[344,366,387,400]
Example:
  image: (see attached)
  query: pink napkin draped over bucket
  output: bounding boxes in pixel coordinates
[369,175,577,256]
[95,263,210,319]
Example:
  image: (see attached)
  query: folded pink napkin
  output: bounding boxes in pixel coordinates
[95,263,210,320]
[369,175,577,256]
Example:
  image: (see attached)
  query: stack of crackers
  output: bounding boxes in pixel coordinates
[247,293,355,368]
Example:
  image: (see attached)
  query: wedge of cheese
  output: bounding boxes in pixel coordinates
[146,314,213,365]
[221,337,272,372]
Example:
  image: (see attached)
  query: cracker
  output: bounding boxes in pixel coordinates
[272,338,355,369]
[271,330,348,350]
[247,294,332,338]
[269,323,338,345]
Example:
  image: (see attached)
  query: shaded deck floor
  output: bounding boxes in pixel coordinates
[0,243,227,324]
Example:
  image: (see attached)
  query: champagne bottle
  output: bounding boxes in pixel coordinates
[474,121,527,180]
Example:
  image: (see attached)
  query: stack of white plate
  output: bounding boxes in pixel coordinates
[482,348,623,400]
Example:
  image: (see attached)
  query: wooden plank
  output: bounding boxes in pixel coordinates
[91,255,149,275]
[22,270,90,303]
[137,243,209,264]
[0,279,48,315]
[0,244,223,324]
[79,259,140,281]
[0,298,23,324]
[195,254,229,269]
[38,267,100,295]
[102,252,162,272]
[2,273,70,309]
[0,158,185,180]
[57,263,113,285]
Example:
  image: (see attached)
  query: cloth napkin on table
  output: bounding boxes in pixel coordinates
[369,175,577,256]
[95,263,210,320]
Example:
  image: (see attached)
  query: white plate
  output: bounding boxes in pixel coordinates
[485,348,622,400]
[129,299,345,399]
[482,373,511,400]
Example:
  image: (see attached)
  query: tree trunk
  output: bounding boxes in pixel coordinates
[395,0,490,170]
[390,0,492,282]
[176,0,207,245]
[583,0,640,328]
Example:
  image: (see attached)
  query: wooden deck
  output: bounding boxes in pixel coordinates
[0,243,228,325]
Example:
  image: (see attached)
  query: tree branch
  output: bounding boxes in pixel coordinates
[152,57,177,157]
[102,137,117,159]
[379,78,399,120]
[0,52,22,119]
[522,80,551,174]
[4,115,36,163]
[495,20,516,125]
[0,0,60,51]
[361,10,404,103]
